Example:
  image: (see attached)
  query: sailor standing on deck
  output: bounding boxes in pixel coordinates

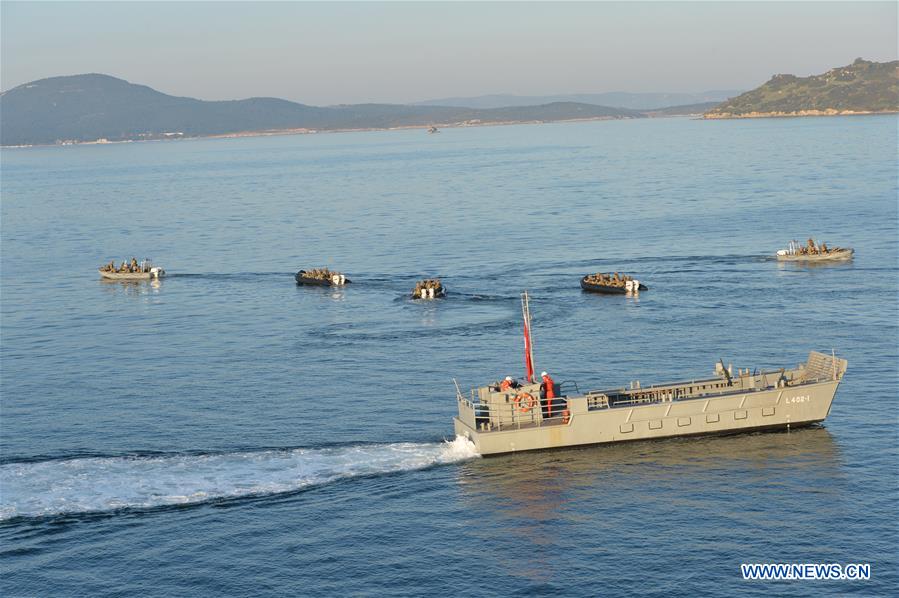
[540,371,556,417]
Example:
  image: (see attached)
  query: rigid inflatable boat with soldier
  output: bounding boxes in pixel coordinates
[580,272,647,294]
[99,257,165,280]
[295,268,350,287]
[776,238,854,262]
[412,278,445,299]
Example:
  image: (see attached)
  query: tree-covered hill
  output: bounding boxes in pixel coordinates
[704,59,898,118]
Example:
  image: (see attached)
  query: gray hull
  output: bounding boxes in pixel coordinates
[99,270,164,280]
[454,351,846,456]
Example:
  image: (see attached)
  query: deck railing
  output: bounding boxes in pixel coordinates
[588,371,838,410]
[461,395,571,432]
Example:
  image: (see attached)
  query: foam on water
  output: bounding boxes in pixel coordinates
[0,436,479,520]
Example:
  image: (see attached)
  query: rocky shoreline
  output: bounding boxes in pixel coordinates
[704,109,898,120]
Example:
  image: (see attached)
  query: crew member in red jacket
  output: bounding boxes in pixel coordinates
[541,371,556,417]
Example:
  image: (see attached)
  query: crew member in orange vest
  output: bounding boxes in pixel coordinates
[541,371,555,417]
[499,376,519,392]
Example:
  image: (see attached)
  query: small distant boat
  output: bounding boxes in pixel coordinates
[295,269,350,287]
[777,239,854,262]
[412,278,445,299]
[427,126,440,134]
[580,274,647,295]
[99,258,165,280]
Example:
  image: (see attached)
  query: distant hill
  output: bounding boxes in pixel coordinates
[704,59,899,119]
[0,74,331,146]
[0,74,642,146]
[414,91,742,110]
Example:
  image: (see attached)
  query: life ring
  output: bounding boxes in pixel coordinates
[562,409,571,424]
[513,392,536,413]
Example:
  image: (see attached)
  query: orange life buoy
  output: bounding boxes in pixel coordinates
[562,409,571,424]
[513,392,536,413]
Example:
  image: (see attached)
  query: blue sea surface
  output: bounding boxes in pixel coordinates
[1,116,897,596]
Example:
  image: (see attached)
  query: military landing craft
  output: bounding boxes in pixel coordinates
[453,292,847,456]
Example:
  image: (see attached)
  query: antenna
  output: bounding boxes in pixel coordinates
[452,378,464,401]
[719,358,733,386]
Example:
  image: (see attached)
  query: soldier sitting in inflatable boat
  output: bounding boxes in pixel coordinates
[295,267,350,286]
[412,278,445,299]
[794,238,843,255]
[100,257,150,274]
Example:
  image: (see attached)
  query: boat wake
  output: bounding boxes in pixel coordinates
[0,436,479,521]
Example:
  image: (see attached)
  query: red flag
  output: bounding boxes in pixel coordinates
[524,319,534,383]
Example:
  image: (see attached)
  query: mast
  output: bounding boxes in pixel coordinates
[521,292,536,383]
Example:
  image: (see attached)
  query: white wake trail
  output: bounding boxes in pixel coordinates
[0,436,479,520]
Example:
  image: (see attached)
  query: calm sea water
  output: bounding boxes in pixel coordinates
[1,116,897,596]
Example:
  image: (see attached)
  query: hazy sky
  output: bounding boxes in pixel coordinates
[2,1,896,105]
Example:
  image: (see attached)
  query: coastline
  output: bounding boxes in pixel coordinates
[0,114,652,149]
[207,115,639,140]
[6,109,896,149]
[703,108,899,120]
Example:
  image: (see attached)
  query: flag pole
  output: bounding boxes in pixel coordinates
[527,292,536,378]
[522,291,536,383]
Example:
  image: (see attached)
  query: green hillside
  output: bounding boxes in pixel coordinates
[705,59,898,118]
